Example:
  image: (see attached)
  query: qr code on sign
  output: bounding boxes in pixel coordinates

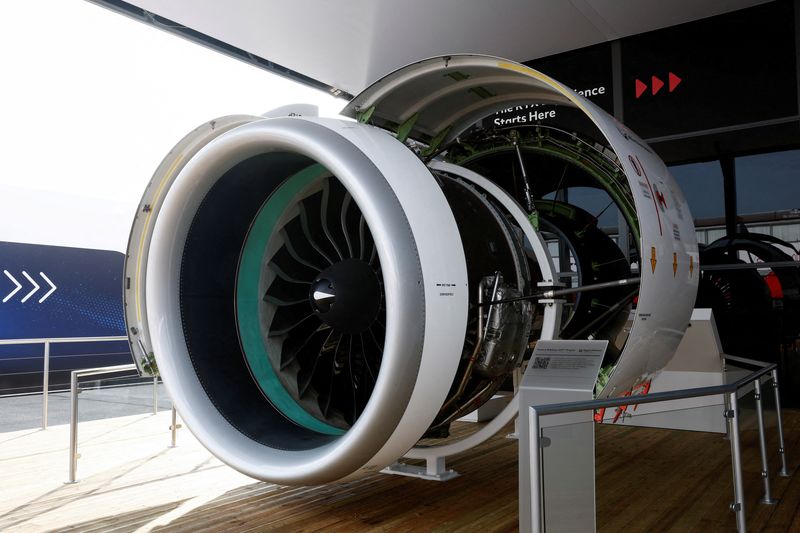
[532,357,550,369]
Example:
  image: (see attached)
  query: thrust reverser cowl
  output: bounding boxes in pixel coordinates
[123,55,697,485]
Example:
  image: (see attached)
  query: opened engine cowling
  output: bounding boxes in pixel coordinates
[125,55,698,485]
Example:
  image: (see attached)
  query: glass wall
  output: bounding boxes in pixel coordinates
[668,161,725,220]
[736,150,800,215]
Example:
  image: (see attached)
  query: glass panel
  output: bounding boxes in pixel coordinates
[736,150,800,216]
[746,224,771,235]
[772,223,800,248]
[669,161,725,220]
[77,374,171,426]
[535,413,596,531]
[565,186,620,229]
[532,399,756,532]
[527,368,779,531]
[706,228,727,243]
[695,230,707,245]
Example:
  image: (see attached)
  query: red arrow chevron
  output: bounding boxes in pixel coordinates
[651,75,664,95]
[668,72,682,92]
[635,79,647,99]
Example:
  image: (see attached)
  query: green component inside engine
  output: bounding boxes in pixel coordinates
[236,164,345,436]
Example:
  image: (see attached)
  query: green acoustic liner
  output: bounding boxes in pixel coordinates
[236,164,345,436]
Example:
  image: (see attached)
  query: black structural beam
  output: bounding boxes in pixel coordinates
[720,156,738,237]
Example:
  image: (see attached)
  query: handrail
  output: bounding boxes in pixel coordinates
[701,261,800,271]
[68,363,138,483]
[526,359,789,533]
[531,361,776,417]
[66,363,181,483]
[0,336,128,345]
[0,335,128,428]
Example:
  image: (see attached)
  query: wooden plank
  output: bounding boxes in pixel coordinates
[1,407,799,532]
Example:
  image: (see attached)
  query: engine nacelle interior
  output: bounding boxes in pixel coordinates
[124,55,698,484]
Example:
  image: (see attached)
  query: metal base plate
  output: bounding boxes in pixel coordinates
[380,462,460,481]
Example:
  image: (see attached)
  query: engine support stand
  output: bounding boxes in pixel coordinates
[381,457,460,481]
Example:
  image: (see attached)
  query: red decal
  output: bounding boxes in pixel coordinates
[656,190,667,209]
[636,155,663,236]
[635,79,647,99]
[651,75,664,95]
[633,380,652,411]
[594,407,606,423]
[668,72,682,92]
[612,391,633,423]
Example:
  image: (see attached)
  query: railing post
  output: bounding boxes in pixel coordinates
[753,379,777,504]
[170,406,179,448]
[770,369,791,477]
[726,392,747,533]
[68,370,79,483]
[42,340,50,429]
[528,406,543,533]
[152,376,159,415]
[723,391,731,440]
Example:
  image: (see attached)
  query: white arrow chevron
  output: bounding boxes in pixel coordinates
[3,270,22,303]
[39,272,57,303]
[20,271,40,303]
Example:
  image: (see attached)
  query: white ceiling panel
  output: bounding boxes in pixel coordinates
[92,0,772,95]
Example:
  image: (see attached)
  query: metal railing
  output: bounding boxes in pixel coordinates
[0,336,180,483]
[67,364,137,483]
[0,336,128,428]
[527,357,790,533]
[67,364,181,483]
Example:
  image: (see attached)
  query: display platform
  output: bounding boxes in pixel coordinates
[2,408,799,531]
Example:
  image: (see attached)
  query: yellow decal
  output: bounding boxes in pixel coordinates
[650,247,657,274]
[672,253,678,277]
[689,256,695,277]
[497,61,593,117]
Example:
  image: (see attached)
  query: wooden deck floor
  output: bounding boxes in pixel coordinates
[1,408,799,532]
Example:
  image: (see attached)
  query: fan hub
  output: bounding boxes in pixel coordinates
[311,258,381,334]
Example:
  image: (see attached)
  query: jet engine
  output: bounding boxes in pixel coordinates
[124,55,698,484]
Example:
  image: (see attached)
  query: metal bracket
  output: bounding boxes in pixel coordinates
[724,409,735,419]
[381,458,460,482]
[395,113,419,143]
[357,105,376,124]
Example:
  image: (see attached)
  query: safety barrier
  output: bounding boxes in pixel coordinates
[0,336,128,428]
[526,355,789,533]
[66,364,180,483]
